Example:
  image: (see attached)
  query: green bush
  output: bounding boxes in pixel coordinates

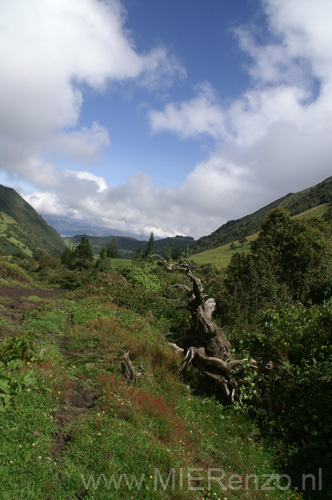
[235,299,332,498]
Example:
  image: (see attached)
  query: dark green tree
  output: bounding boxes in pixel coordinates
[163,240,173,263]
[222,208,332,326]
[75,235,94,263]
[251,208,332,303]
[106,238,120,258]
[238,236,248,247]
[171,247,183,260]
[133,245,143,261]
[100,247,107,259]
[60,247,76,268]
[144,232,155,257]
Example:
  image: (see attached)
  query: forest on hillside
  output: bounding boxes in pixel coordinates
[1,207,332,499]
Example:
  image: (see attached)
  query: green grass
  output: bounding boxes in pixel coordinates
[0,289,304,499]
[110,257,132,269]
[293,203,330,220]
[0,212,33,257]
[191,234,257,269]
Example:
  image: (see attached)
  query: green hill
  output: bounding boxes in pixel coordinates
[191,203,332,269]
[191,176,332,254]
[0,185,66,257]
[64,234,194,259]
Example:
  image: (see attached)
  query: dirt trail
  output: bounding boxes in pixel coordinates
[0,284,99,486]
[0,286,68,339]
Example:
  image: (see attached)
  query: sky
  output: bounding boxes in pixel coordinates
[0,0,332,239]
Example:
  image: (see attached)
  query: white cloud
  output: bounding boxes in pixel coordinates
[0,0,184,168]
[148,82,225,139]
[263,0,332,82]
[49,122,111,163]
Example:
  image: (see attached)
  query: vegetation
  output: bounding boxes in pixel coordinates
[191,235,255,269]
[1,178,332,499]
[0,259,298,500]
[195,208,332,499]
[64,234,194,259]
[0,185,65,256]
[0,257,33,286]
[144,231,155,258]
[106,238,120,258]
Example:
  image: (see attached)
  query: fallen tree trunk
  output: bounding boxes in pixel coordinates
[155,257,256,402]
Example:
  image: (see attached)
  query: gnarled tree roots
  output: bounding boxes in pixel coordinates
[155,256,256,402]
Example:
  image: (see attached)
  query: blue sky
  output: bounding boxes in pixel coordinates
[0,0,331,238]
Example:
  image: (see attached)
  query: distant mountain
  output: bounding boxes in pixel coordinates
[43,214,147,239]
[64,234,194,259]
[191,176,332,254]
[0,185,66,257]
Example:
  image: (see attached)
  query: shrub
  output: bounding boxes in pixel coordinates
[0,257,33,285]
[236,299,332,497]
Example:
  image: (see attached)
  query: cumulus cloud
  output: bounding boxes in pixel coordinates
[148,82,225,139]
[0,0,184,170]
[49,122,111,163]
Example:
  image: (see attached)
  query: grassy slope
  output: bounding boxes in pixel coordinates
[192,203,331,268]
[191,176,332,254]
[0,281,302,499]
[0,257,34,286]
[191,234,257,269]
[0,185,65,256]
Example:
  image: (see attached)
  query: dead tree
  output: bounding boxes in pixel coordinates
[121,352,143,384]
[154,257,255,402]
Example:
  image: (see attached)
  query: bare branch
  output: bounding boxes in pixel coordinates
[168,342,184,354]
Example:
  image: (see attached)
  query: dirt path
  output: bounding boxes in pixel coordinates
[0,286,67,300]
[0,286,68,340]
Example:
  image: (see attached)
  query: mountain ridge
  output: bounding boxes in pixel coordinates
[0,185,66,256]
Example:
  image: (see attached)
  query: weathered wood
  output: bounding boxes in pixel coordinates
[154,256,255,402]
[121,352,141,384]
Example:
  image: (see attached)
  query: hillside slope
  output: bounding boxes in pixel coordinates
[191,176,332,253]
[0,185,65,256]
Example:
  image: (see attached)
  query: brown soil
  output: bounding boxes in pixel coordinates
[0,286,68,340]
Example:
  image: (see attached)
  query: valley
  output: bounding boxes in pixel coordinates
[0,177,331,499]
